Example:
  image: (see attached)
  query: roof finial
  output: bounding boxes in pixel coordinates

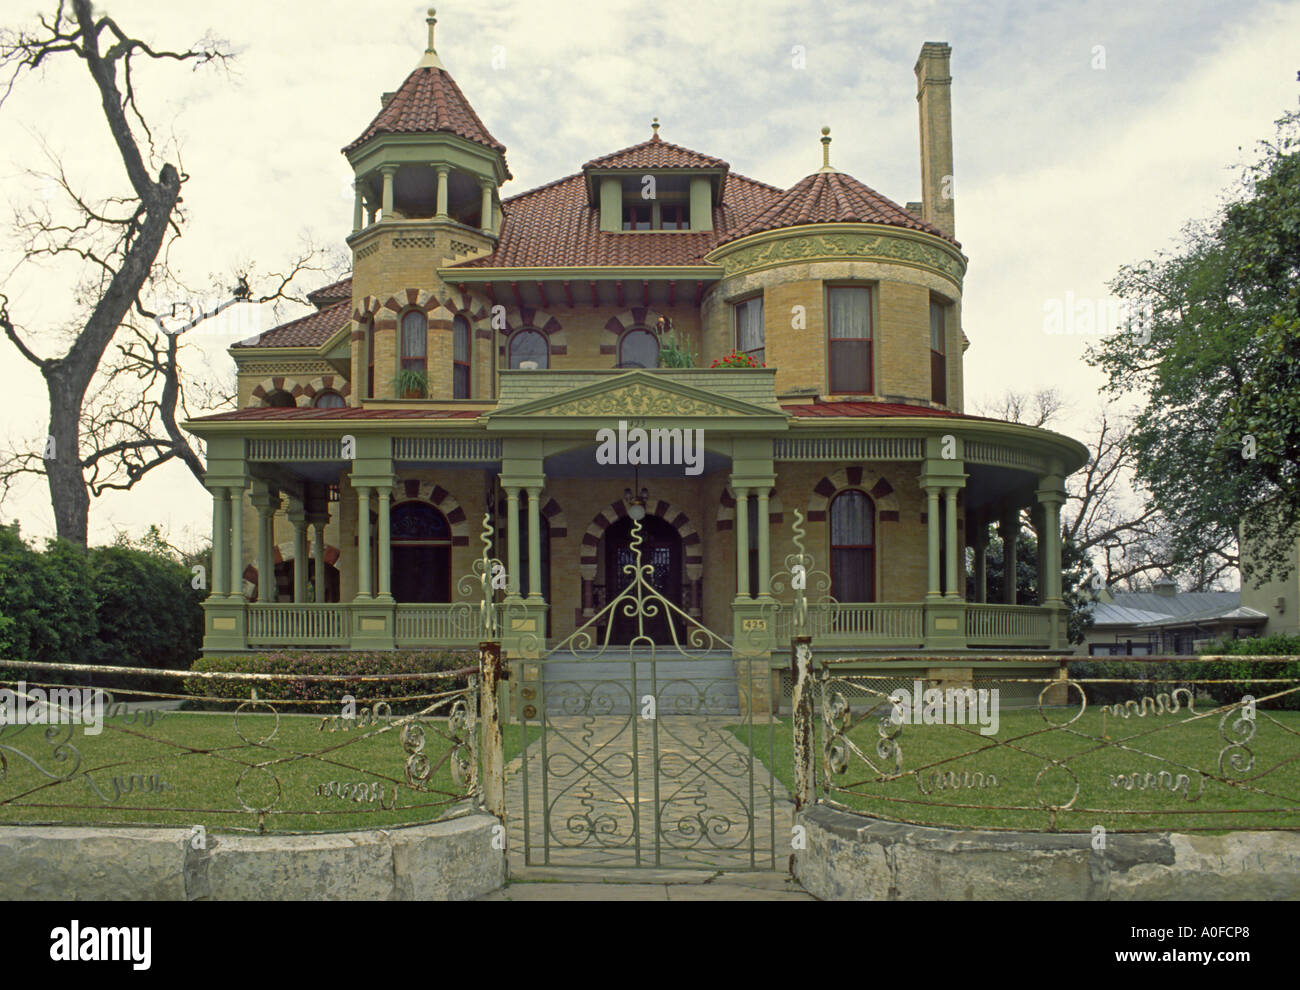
[651,116,660,140]
[819,126,833,171]
[417,8,445,69]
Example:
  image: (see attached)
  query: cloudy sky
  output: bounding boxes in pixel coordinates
[1,0,1297,552]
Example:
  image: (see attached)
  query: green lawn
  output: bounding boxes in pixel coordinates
[0,711,537,834]
[732,706,1300,833]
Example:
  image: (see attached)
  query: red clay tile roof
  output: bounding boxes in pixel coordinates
[190,407,482,422]
[233,300,350,349]
[782,400,986,419]
[343,66,508,166]
[719,170,959,247]
[451,171,783,270]
[583,136,728,171]
[307,276,352,308]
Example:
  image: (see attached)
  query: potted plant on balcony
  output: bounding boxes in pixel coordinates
[711,350,765,368]
[654,316,696,368]
[392,368,429,399]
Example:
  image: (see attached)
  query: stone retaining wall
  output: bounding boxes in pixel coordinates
[0,813,505,901]
[795,804,1300,900]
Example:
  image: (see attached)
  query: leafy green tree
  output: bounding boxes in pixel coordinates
[0,523,96,662]
[87,529,203,670]
[1088,110,1300,587]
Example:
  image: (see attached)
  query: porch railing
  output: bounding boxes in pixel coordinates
[247,604,350,647]
[965,603,1052,647]
[395,604,496,647]
[775,602,926,645]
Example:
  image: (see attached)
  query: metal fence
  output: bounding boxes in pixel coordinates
[790,656,1300,833]
[0,657,493,835]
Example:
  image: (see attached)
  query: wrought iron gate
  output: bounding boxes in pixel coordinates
[511,513,779,870]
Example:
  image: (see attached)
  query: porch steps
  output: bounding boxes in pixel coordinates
[538,650,741,716]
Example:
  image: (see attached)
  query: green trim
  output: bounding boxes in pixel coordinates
[707,223,968,287]
[345,132,509,185]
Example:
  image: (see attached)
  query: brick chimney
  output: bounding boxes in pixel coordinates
[915,42,955,238]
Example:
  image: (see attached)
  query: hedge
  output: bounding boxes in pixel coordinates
[1068,634,1300,711]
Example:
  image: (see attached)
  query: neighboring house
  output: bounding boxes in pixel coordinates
[1239,526,1300,638]
[184,14,1088,672]
[1079,581,1266,656]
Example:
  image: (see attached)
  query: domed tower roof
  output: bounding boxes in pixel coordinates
[342,8,509,177]
[715,127,957,247]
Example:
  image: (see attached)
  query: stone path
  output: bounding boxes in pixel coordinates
[478,870,814,901]
[504,712,794,873]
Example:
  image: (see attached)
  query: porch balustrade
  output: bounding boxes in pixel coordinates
[247,603,351,647]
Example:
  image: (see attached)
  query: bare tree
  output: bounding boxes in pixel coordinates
[0,0,231,544]
[977,387,1235,591]
[0,2,332,541]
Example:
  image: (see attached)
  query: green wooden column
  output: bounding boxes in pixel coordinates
[211,487,230,598]
[376,484,393,601]
[310,515,327,603]
[356,485,373,598]
[289,500,309,603]
[943,486,961,600]
[756,486,772,598]
[526,485,542,600]
[435,165,449,218]
[925,486,942,601]
[229,483,246,599]
[352,179,365,233]
[505,485,521,599]
[250,483,280,603]
[380,166,396,219]
[733,485,750,600]
[999,508,1019,605]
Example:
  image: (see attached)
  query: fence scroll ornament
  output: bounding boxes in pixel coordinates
[769,509,837,641]
[455,512,503,642]
[546,504,732,660]
[0,660,480,832]
[810,667,1300,831]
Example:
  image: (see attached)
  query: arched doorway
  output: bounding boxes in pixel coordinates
[390,501,451,602]
[602,514,683,645]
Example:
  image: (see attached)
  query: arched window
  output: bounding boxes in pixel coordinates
[830,490,875,603]
[313,390,346,409]
[509,328,549,369]
[619,329,659,369]
[364,317,376,398]
[401,310,427,376]
[265,390,295,408]
[452,314,471,398]
[390,501,452,603]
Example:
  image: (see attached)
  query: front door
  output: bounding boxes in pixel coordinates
[604,514,682,645]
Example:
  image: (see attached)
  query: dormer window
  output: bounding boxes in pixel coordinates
[622,203,651,230]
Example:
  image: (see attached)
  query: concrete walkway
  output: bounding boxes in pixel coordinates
[504,713,791,871]
[479,869,815,901]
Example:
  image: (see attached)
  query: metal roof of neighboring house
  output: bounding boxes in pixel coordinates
[1088,591,1266,629]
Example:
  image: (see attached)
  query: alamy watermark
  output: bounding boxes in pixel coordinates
[889,679,1000,736]
[0,682,105,735]
[595,420,704,476]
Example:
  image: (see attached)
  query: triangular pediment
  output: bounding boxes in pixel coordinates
[488,370,784,421]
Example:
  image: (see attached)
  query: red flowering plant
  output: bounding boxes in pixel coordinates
[710,350,765,368]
